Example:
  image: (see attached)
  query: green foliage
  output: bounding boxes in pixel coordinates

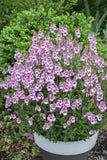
[103,24,107,44]
[96,32,107,61]
[0,0,77,31]
[0,0,36,31]
[0,94,38,159]
[92,11,107,34]
[74,0,107,40]
[32,147,39,156]
[84,0,107,33]
[0,113,38,159]
[84,0,90,17]
[0,7,93,77]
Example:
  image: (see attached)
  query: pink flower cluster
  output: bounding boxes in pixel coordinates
[89,130,96,135]
[10,114,16,119]
[71,99,82,110]
[0,24,107,136]
[47,114,56,122]
[88,33,97,54]
[63,116,75,128]
[28,117,33,125]
[98,101,106,112]
[84,112,103,125]
[75,29,81,38]
[43,122,52,130]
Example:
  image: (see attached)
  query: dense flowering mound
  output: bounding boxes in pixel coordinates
[0,25,107,142]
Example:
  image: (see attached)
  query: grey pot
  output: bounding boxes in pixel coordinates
[40,149,89,160]
[34,132,98,160]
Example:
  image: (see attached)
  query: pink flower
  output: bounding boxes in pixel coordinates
[71,99,81,110]
[37,92,44,100]
[43,122,52,130]
[0,121,3,126]
[67,116,75,125]
[35,105,41,112]
[72,80,77,88]
[32,34,39,43]
[84,112,97,125]
[63,98,70,108]
[76,71,85,79]
[35,69,41,78]
[76,98,82,106]
[49,94,56,101]
[24,97,29,105]
[73,47,80,54]
[60,107,67,116]
[70,116,75,123]
[50,24,56,33]
[38,30,44,39]
[10,114,16,119]
[54,63,62,75]
[47,114,56,122]
[16,118,21,124]
[75,29,81,38]
[88,33,95,42]
[85,67,91,76]
[62,70,71,78]
[95,83,101,90]
[62,27,68,36]
[96,114,103,121]
[28,117,33,125]
[63,123,67,129]
[46,74,55,83]
[98,101,106,112]
[56,32,62,41]
[89,130,96,135]
[50,103,57,112]
[90,118,97,125]
[96,90,103,101]
[56,99,63,108]
[45,36,50,42]
[67,120,71,125]
[42,98,48,104]
[40,113,46,119]
[90,88,96,96]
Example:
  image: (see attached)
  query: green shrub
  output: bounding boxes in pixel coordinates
[0,0,77,31]
[0,6,94,76]
[0,0,37,31]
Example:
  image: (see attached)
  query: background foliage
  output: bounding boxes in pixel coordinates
[74,0,107,35]
[0,0,77,32]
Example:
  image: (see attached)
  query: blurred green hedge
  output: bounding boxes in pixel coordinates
[0,0,77,31]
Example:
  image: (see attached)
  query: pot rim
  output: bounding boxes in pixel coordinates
[34,131,99,155]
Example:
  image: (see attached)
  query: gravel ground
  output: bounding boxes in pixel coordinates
[87,128,107,160]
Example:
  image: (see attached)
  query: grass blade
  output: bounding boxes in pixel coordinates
[92,10,99,32]
[84,0,90,18]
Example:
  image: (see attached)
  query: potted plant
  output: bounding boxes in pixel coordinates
[0,24,107,160]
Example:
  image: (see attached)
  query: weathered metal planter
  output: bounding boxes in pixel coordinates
[34,132,98,160]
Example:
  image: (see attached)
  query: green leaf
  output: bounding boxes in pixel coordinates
[96,11,107,33]
[92,10,99,32]
[84,0,90,18]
